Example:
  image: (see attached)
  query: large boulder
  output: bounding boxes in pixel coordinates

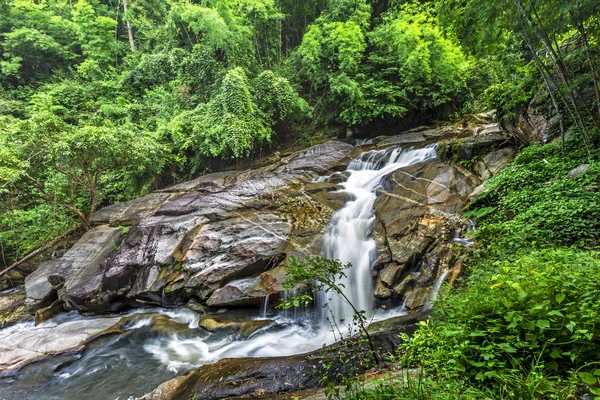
[371,158,481,309]
[473,147,517,181]
[25,225,126,312]
[25,141,356,313]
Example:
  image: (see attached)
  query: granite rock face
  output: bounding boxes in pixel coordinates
[24,119,515,316]
[25,141,356,313]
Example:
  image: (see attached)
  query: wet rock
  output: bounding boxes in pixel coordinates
[182,214,290,299]
[375,131,428,147]
[0,316,123,373]
[25,225,126,312]
[25,140,356,313]
[149,314,194,335]
[90,193,177,226]
[206,266,288,307]
[375,124,472,149]
[144,329,403,400]
[367,311,431,335]
[156,171,239,193]
[140,375,189,400]
[270,141,356,175]
[34,299,64,325]
[199,313,272,338]
[372,156,480,310]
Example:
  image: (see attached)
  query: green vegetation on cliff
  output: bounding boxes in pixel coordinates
[1,0,600,397]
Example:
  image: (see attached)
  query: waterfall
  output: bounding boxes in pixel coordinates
[262,293,269,318]
[423,269,450,311]
[318,145,437,328]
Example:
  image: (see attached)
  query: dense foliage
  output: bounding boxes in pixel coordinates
[0,0,494,267]
[399,138,600,398]
[1,0,600,398]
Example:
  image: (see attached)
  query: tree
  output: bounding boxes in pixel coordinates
[0,113,166,230]
[72,0,117,66]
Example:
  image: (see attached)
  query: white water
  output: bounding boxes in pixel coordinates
[423,269,450,311]
[319,145,437,328]
[0,145,440,400]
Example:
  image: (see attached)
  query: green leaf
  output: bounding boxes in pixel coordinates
[497,342,517,353]
[555,293,566,304]
[536,319,550,329]
[550,349,562,359]
[548,310,564,317]
[579,372,597,385]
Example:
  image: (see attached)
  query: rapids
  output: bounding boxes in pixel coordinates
[0,145,440,400]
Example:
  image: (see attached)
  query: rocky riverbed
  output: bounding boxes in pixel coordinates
[0,114,516,399]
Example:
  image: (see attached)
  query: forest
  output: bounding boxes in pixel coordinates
[1,0,600,399]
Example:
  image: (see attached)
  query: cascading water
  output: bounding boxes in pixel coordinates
[0,144,439,400]
[319,145,437,328]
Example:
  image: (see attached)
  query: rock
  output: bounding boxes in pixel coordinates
[402,287,431,310]
[25,225,126,312]
[569,164,590,178]
[468,184,488,200]
[182,214,291,299]
[503,88,556,144]
[0,316,123,373]
[455,133,508,160]
[149,314,195,335]
[375,125,472,149]
[90,193,177,226]
[140,375,189,400]
[375,131,427,147]
[473,148,516,181]
[156,171,239,193]
[144,328,403,400]
[271,141,356,175]
[367,311,431,335]
[25,141,356,313]
[0,291,31,328]
[206,266,288,307]
[199,313,272,338]
[372,156,480,310]
[473,123,501,136]
[186,299,209,313]
[34,299,64,325]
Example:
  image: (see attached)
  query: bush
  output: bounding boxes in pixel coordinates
[467,142,600,251]
[402,249,599,397]
[401,138,600,398]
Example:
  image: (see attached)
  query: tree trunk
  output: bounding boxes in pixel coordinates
[0,227,80,279]
[516,0,592,154]
[577,21,600,119]
[123,0,135,52]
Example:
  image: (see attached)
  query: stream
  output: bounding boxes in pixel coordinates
[0,144,438,400]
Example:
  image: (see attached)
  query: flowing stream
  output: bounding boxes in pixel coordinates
[0,145,438,400]
[319,145,437,328]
